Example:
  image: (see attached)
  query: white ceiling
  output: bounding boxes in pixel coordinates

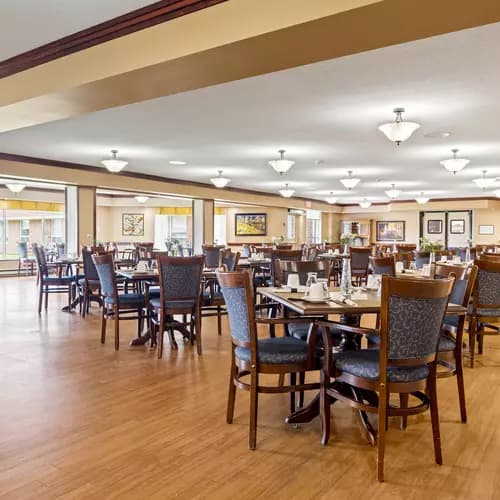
[0,0,157,60]
[1,22,500,203]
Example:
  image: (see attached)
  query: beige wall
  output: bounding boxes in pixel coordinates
[96,206,156,243]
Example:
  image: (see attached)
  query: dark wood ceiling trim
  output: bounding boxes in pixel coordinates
[0,0,228,79]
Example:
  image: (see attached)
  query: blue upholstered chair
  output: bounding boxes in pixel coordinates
[79,248,104,317]
[150,255,204,357]
[32,244,79,314]
[350,247,372,285]
[93,253,146,350]
[468,259,500,367]
[202,245,223,269]
[217,270,320,450]
[414,251,430,269]
[369,256,395,276]
[318,275,455,482]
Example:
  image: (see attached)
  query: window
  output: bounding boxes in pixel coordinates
[214,214,227,245]
[19,219,30,243]
[306,210,322,244]
[154,215,192,251]
[287,214,296,241]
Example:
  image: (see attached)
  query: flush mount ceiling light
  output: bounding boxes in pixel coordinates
[440,148,469,175]
[325,192,337,204]
[339,170,360,190]
[135,195,149,203]
[473,170,496,190]
[269,149,295,175]
[101,149,128,173]
[385,183,401,199]
[279,183,295,198]
[415,192,430,204]
[5,183,26,193]
[169,160,187,165]
[359,198,371,209]
[378,107,420,145]
[210,170,231,188]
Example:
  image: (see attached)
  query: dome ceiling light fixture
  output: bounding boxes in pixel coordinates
[5,183,26,193]
[101,149,128,173]
[472,170,496,190]
[385,183,401,199]
[378,107,420,146]
[210,170,231,188]
[339,170,360,190]
[135,195,149,203]
[325,192,337,204]
[279,183,295,198]
[415,192,430,204]
[268,149,295,175]
[440,148,469,175]
[359,198,371,209]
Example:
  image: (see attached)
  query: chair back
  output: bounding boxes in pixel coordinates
[394,252,412,270]
[56,243,65,259]
[369,256,395,276]
[350,247,371,271]
[92,253,118,302]
[434,263,468,280]
[278,259,331,286]
[157,255,204,302]
[216,270,256,349]
[271,249,302,285]
[414,251,430,269]
[221,250,240,272]
[396,244,416,254]
[379,276,454,371]
[276,244,293,250]
[18,241,28,259]
[82,248,100,281]
[472,259,500,312]
[176,244,184,257]
[32,244,49,277]
[480,252,500,262]
[202,245,223,268]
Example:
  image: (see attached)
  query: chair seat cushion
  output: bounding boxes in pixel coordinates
[366,334,380,346]
[438,334,456,352]
[334,349,429,382]
[105,293,145,307]
[147,286,161,298]
[235,337,309,364]
[43,275,77,283]
[287,322,312,341]
[150,298,196,310]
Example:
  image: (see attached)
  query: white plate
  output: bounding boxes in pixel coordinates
[301,296,329,303]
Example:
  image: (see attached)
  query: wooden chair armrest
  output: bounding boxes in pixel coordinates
[316,319,378,337]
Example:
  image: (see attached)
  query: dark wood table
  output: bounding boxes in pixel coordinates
[258,286,467,442]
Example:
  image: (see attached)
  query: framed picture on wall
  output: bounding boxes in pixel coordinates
[376,221,405,241]
[122,213,145,236]
[235,213,267,236]
[450,219,465,234]
[427,219,443,234]
[478,224,495,235]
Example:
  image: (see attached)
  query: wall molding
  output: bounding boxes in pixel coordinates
[0,0,227,79]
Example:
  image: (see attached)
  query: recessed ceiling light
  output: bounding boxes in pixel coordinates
[169,160,187,165]
[424,131,452,139]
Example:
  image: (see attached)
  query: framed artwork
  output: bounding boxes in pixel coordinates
[478,224,495,235]
[427,219,443,234]
[122,213,144,236]
[235,213,267,236]
[450,219,465,234]
[376,221,405,241]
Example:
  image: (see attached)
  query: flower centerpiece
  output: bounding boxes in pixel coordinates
[419,237,443,263]
[271,235,285,247]
[340,232,355,254]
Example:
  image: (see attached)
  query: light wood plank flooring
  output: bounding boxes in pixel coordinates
[1,277,499,499]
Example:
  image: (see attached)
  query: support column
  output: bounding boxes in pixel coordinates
[65,186,96,254]
[192,199,214,254]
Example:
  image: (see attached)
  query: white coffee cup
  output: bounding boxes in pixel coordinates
[453,256,461,263]
[395,261,404,273]
[440,255,447,262]
[333,249,339,255]
[309,282,325,299]
[287,273,300,289]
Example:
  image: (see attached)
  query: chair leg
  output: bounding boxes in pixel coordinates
[469,320,476,368]
[249,370,259,450]
[429,371,443,465]
[399,393,408,430]
[137,308,143,338]
[298,372,305,408]
[101,307,107,344]
[320,368,331,446]
[195,311,202,356]
[44,286,49,310]
[217,305,222,335]
[478,326,484,355]
[456,352,467,423]
[289,372,296,413]
[158,311,165,359]
[227,355,237,424]
[377,385,388,482]
[114,307,120,351]
[38,284,43,315]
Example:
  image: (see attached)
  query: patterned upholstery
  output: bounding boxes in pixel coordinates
[82,249,100,281]
[235,337,309,364]
[388,295,448,359]
[221,252,238,272]
[442,278,467,329]
[438,334,456,352]
[220,286,250,343]
[371,263,394,276]
[105,293,145,306]
[288,322,313,340]
[414,253,430,269]
[203,248,221,268]
[351,250,370,271]
[334,349,429,382]
[93,258,115,297]
[476,268,500,306]
[159,261,202,300]
[150,298,196,310]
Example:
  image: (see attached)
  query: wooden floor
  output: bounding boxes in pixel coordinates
[1,277,500,499]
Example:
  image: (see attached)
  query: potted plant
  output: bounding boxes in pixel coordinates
[418,237,443,263]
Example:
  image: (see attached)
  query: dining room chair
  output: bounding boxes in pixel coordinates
[414,251,431,269]
[317,275,454,482]
[150,255,204,357]
[32,244,79,314]
[217,269,321,449]
[369,256,395,276]
[79,248,105,317]
[350,247,372,285]
[435,264,478,423]
[479,252,500,262]
[202,245,224,269]
[468,259,500,367]
[271,249,303,286]
[17,241,36,277]
[93,253,146,350]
